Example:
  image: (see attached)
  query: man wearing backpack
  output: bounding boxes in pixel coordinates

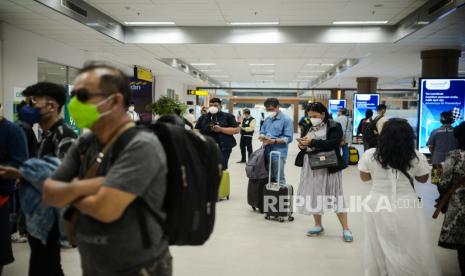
[43,63,171,276]
[363,104,387,149]
[195,98,240,170]
[237,109,256,163]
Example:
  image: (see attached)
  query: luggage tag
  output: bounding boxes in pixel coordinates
[320,156,326,161]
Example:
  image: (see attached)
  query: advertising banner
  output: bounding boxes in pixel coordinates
[418,79,465,154]
[329,99,347,115]
[129,77,153,122]
[353,94,380,136]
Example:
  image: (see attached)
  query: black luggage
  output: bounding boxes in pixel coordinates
[262,151,294,222]
[247,178,268,213]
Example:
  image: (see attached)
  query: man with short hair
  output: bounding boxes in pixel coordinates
[259,98,293,185]
[195,98,240,170]
[237,109,256,163]
[127,102,140,122]
[375,104,387,134]
[43,63,171,276]
[0,82,77,276]
[0,102,28,275]
[335,108,352,166]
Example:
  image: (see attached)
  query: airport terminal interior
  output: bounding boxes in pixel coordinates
[0,0,465,275]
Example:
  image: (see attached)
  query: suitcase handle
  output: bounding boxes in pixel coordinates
[269,151,282,186]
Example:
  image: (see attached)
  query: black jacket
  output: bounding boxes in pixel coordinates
[309,119,347,173]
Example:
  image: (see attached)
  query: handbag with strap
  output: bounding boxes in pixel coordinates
[63,122,135,247]
[308,150,338,170]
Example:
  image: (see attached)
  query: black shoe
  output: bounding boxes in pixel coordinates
[237,160,246,163]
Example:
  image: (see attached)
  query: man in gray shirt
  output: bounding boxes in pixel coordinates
[43,63,171,276]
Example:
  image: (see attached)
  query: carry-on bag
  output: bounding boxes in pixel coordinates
[263,151,294,222]
[218,170,230,200]
[247,177,268,213]
[349,146,359,165]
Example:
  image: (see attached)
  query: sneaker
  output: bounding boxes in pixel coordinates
[306,226,324,236]
[11,232,27,243]
[342,229,353,242]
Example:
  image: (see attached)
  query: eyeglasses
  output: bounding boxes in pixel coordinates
[70,88,108,103]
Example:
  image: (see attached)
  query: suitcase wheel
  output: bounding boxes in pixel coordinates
[252,207,256,211]
[265,215,270,220]
[288,216,295,222]
[226,196,230,200]
[278,217,285,223]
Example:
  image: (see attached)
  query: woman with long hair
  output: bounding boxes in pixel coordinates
[358,118,441,276]
[296,102,352,242]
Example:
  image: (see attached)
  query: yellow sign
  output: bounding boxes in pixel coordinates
[135,66,153,82]
[187,90,209,96]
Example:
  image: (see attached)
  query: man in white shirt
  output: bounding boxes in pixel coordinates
[127,102,140,121]
[335,108,352,166]
[375,104,387,134]
[184,108,196,126]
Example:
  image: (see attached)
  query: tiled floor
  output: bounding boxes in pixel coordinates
[3,139,461,276]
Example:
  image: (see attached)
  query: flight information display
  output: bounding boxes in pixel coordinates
[353,94,380,136]
[328,99,347,115]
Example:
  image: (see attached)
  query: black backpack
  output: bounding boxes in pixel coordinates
[362,116,382,147]
[113,119,223,246]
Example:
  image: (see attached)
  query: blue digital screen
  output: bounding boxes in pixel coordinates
[328,99,347,115]
[353,94,380,136]
[418,79,465,154]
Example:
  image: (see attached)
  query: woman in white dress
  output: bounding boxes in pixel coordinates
[358,118,442,276]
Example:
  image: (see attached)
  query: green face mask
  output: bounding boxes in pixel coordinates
[68,96,112,129]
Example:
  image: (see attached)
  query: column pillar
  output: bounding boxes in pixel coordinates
[330,89,345,99]
[421,49,461,78]
[356,77,378,93]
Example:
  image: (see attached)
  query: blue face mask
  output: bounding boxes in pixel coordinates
[19,105,42,125]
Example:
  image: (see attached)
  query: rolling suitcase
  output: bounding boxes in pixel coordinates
[247,178,268,213]
[218,170,230,200]
[263,151,294,222]
[349,146,359,165]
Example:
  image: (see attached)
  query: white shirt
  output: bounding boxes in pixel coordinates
[127,110,140,121]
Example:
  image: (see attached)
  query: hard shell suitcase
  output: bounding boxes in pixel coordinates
[263,151,294,222]
[218,170,230,200]
[349,146,359,165]
[247,178,268,213]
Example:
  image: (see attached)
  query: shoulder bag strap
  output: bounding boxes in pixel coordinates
[83,122,135,179]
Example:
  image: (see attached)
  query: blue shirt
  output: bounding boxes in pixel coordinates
[260,112,294,157]
[0,118,28,194]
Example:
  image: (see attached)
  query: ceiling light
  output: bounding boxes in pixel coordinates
[256,80,274,82]
[200,69,223,72]
[298,76,318,78]
[332,21,388,25]
[301,70,325,73]
[124,21,175,25]
[306,63,334,66]
[249,63,275,66]
[417,21,430,25]
[229,22,279,26]
[191,63,216,66]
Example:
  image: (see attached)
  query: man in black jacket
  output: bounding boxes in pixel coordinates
[237,109,256,163]
[195,98,240,170]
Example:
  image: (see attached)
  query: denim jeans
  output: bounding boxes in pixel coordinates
[270,153,286,185]
[341,144,349,166]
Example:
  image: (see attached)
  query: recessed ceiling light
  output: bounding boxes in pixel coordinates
[332,21,388,25]
[200,69,223,72]
[417,21,430,25]
[191,63,216,66]
[249,63,275,66]
[124,21,175,25]
[229,22,279,26]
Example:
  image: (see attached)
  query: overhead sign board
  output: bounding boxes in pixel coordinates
[187,90,209,96]
[134,66,153,82]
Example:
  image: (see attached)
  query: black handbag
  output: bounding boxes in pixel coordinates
[294,150,307,167]
[308,150,339,170]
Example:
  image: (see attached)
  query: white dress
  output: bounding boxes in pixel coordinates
[358,149,442,276]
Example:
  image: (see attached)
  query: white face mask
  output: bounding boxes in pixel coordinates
[208,106,219,114]
[310,118,322,126]
[128,106,135,112]
[268,111,277,118]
